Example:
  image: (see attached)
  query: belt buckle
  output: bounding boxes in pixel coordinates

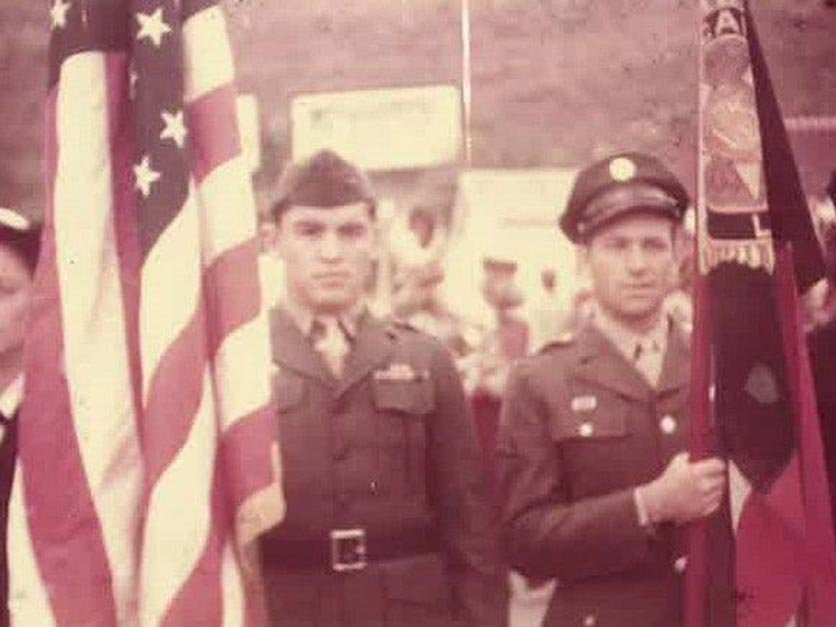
[330,528,367,572]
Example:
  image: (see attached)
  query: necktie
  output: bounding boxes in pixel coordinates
[632,338,662,387]
[310,318,350,377]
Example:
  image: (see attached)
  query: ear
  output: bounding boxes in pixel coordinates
[575,243,590,275]
[672,225,691,266]
[262,221,282,259]
[369,222,382,262]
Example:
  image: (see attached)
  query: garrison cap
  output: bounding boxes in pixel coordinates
[0,206,41,273]
[270,149,376,220]
[560,152,690,243]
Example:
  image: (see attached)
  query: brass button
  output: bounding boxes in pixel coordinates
[659,415,677,435]
[674,556,688,574]
[583,614,597,627]
[578,422,594,438]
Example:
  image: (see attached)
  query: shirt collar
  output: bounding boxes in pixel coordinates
[592,305,669,362]
[281,297,365,341]
[0,374,24,418]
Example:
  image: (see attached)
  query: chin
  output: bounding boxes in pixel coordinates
[311,294,355,314]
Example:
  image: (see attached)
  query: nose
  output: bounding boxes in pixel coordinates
[625,243,648,274]
[318,230,341,262]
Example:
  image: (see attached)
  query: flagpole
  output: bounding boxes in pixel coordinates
[460,0,472,167]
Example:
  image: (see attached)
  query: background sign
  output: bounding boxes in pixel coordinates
[291,85,462,170]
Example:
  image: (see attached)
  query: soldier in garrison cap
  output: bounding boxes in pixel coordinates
[260,149,508,627]
[0,207,40,627]
[497,153,727,626]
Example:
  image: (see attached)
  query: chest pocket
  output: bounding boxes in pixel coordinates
[551,389,630,442]
[550,387,636,499]
[371,375,435,417]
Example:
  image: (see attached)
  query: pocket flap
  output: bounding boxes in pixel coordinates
[553,393,629,440]
[371,377,434,416]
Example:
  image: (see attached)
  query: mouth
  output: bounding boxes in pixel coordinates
[621,284,656,296]
[313,272,351,285]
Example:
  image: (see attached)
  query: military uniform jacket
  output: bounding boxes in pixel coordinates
[497,320,690,627]
[262,308,507,627]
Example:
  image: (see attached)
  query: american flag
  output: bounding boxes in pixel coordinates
[686,1,836,625]
[9,0,284,624]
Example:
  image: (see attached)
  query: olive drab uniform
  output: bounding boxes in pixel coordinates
[260,307,508,627]
[498,317,691,627]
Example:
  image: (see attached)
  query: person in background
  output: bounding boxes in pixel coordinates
[0,207,39,627]
[497,153,726,627]
[260,149,507,627]
[459,249,529,492]
[808,171,836,536]
[528,267,570,353]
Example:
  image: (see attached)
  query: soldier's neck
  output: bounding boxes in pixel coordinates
[596,305,663,337]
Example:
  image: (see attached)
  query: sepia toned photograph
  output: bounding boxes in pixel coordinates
[1,0,835,625]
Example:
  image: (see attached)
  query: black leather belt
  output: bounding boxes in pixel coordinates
[261,528,441,573]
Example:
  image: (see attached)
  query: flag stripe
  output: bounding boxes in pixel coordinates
[140,370,216,626]
[160,461,231,627]
[197,156,259,263]
[187,84,240,183]
[139,189,202,403]
[6,468,56,627]
[182,7,235,103]
[141,308,206,487]
[213,315,272,431]
[59,51,143,626]
[21,53,125,626]
[204,241,261,357]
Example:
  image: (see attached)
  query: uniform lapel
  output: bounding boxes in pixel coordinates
[656,323,690,395]
[270,307,335,386]
[573,324,653,401]
[335,314,394,398]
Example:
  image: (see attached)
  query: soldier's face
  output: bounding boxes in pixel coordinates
[0,243,33,360]
[275,202,376,315]
[584,213,677,327]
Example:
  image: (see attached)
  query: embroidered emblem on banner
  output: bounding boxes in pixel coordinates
[698,0,775,274]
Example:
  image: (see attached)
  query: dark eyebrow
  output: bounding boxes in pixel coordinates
[292,219,326,232]
[337,221,369,234]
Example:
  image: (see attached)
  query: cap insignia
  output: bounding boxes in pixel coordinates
[609,157,637,182]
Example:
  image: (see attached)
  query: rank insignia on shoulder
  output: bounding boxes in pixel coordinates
[537,331,575,354]
[571,395,597,412]
[556,331,574,343]
[374,363,425,382]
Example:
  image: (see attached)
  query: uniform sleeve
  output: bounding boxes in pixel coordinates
[496,362,655,582]
[426,343,509,627]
